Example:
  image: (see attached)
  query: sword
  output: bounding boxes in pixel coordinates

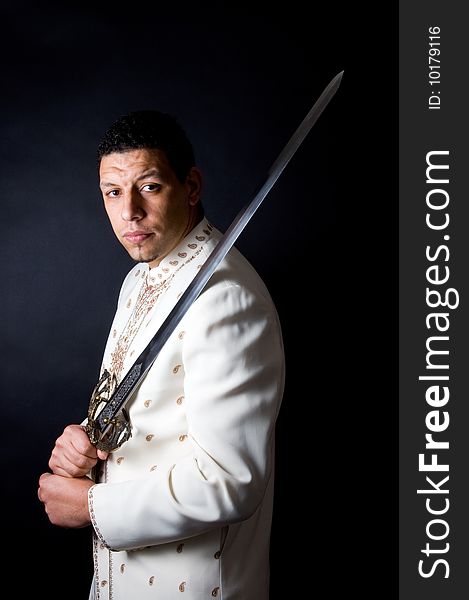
[86,70,344,452]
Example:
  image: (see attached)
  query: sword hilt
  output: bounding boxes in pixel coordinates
[85,369,132,452]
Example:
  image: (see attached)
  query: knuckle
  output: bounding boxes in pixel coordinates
[76,455,89,469]
[76,443,90,456]
[70,465,85,477]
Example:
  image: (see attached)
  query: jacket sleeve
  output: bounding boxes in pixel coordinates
[88,281,285,551]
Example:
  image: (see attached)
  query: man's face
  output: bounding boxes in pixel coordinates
[99,148,202,268]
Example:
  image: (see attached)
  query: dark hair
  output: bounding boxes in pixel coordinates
[97,110,196,183]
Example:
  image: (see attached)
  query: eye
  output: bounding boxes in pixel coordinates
[141,183,161,193]
[105,189,121,198]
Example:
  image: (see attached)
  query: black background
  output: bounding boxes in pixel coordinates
[0,5,396,598]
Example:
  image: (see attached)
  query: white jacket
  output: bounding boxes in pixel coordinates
[88,217,285,599]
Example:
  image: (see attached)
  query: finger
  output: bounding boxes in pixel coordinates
[97,449,109,461]
[38,472,51,502]
[62,444,96,470]
[63,425,98,459]
[70,429,98,458]
[52,439,98,468]
[50,451,95,478]
[50,464,80,478]
[39,472,52,483]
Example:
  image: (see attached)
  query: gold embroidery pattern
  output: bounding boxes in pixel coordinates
[89,487,109,549]
[110,276,175,381]
[108,234,209,383]
[109,550,114,599]
[92,535,101,600]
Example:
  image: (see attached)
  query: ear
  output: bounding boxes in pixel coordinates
[186,167,203,206]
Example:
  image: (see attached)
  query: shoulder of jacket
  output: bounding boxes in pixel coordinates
[186,251,276,323]
[200,241,273,304]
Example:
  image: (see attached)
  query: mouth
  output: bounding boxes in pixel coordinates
[123,231,153,245]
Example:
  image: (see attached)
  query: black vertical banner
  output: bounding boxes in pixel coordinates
[400,3,469,598]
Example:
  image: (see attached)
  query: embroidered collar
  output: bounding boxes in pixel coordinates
[138,217,214,284]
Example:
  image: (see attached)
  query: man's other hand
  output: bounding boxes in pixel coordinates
[38,473,94,528]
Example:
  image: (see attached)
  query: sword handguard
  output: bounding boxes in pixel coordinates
[85,369,132,452]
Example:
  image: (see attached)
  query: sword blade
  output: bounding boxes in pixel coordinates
[93,71,344,440]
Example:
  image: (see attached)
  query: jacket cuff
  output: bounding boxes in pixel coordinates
[88,484,109,549]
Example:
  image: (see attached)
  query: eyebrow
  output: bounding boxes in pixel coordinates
[136,169,163,181]
[100,169,164,189]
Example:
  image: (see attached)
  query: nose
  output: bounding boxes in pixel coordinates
[121,188,145,222]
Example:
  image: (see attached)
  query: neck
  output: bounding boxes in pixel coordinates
[149,208,203,269]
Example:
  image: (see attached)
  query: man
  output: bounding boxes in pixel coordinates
[38,110,285,599]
